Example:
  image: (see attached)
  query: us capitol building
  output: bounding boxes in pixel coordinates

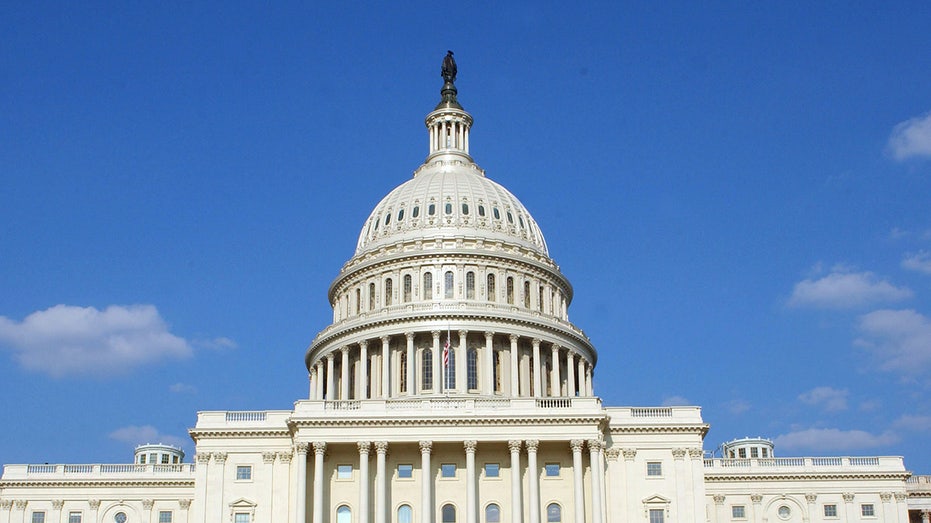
[2,53,929,523]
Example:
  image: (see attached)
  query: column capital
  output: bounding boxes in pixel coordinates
[263,451,277,464]
[604,447,621,461]
[419,440,433,453]
[843,492,855,502]
[326,352,335,361]
[195,452,212,464]
[213,452,228,463]
[569,439,585,452]
[405,332,415,340]
[296,442,311,455]
[340,346,350,355]
[551,344,561,353]
[750,494,763,504]
[358,441,372,455]
[458,329,468,337]
[381,335,391,344]
[880,492,893,502]
[279,451,293,463]
[622,448,637,460]
[464,440,478,453]
[525,439,539,452]
[895,492,907,502]
[0,500,11,510]
[508,440,522,453]
[432,330,441,339]
[509,334,519,342]
[375,441,389,454]
[688,447,704,459]
[13,501,27,510]
[88,500,101,510]
[587,439,603,452]
[312,441,327,455]
[805,493,817,504]
[142,499,154,510]
[52,500,65,510]
[485,331,495,340]
[359,339,368,349]
[713,494,725,505]
[531,338,541,347]
[179,500,192,510]
[672,448,687,460]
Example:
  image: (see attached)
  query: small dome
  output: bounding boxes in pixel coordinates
[354,160,549,256]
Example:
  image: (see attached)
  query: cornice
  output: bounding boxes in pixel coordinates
[188,429,291,442]
[0,479,195,488]
[609,424,710,435]
[289,414,607,428]
[705,472,911,482]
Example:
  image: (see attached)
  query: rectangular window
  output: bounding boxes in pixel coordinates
[337,464,353,479]
[861,504,875,517]
[648,509,664,523]
[731,506,746,519]
[161,454,170,464]
[646,462,663,476]
[158,512,173,523]
[738,448,746,458]
[398,464,413,478]
[544,463,560,477]
[484,463,500,478]
[750,447,759,458]
[69,513,82,523]
[234,514,250,523]
[139,454,146,464]
[823,505,837,518]
[236,465,252,480]
[441,463,457,478]
[32,513,46,523]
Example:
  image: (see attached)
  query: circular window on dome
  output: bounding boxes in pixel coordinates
[777,506,791,519]
[114,513,127,523]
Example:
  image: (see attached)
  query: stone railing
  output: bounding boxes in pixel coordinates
[2,463,196,480]
[907,475,931,494]
[605,406,704,425]
[704,456,904,472]
[295,396,604,417]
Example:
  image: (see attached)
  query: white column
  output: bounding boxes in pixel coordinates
[310,442,324,523]
[458,330,468,392]
[326,353,335,400]
[550,345,561,397]
[509,335,520,397]
[713,496,726,523]
[359,442,371,523]
[360,341,369,400]
[432,331,441,393]
[406,332,415,395]
[375,442,389,523]
[588,440,603,523]
[465,441,477,523]
[570,440,585,523]
[292,444,307,523]
[586,365,593,396]
[315,362,324,400]
[527,440,541,523]
[577,358,586,397]
[420,441,434,523]
[340,346,350,400]
[484,331,495,395]
[381,336,391,398]
[532,339,542,398]
[508,440,523,523]
[308,370,314,400]
[566,352,576,397]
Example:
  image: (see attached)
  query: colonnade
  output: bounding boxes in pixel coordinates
[308,331,594,400]
[296,439,606,523]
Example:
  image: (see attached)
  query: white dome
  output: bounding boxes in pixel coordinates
[354,160,549,257]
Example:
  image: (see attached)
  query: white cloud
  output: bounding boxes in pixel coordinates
[893,414,931,432]
[661,395,691,406]
[855,309,931,375]
[774,428,898,452]
[169,382,198,394]
[194,336,238,350]
[798,386,848,412]
[888,111,931,161]
[788,269,912,309]
[109,425,188,449]
[0,304,192,378]
[903,251,931,275]
[724,399,751,415]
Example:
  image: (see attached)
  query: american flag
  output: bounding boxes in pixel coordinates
[442,335,450,367]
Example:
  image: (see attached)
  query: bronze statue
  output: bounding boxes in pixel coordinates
[441,50,457,83]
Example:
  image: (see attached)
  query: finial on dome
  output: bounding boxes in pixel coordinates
[436,50,462,110]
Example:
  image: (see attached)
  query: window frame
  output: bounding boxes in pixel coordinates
[861,504,875,518]
[823,504,837,518]
[336,464,353,480]
[646,461,663,477]
[441,463,457,478]
[158,511,173,523]
[731,506,746,519]
[397,463,413,479]
[235,464,253,481]
[484,463,500,478]
[544,463,560,477]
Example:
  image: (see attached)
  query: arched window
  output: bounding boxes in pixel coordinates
[442,505,456,523]
[467,348,478,390]
[546,504,561,523]
[424,273,433,300]
[539,285,545,312]
[385,278,393,307]
[398,209,405,222]
[487,274,495,302]
[413,205,420,218]
[422,349,433,390]
[523,281,531,308]
[444,271,454,299]
[485,505,500,523]
[355,288,361,314]
[462,203,469,215]
[400,351,408,393]
[428,203,436,216]
[466,272,475,299]
[445,202,453,215]
[337,506,352,523]
[403,275,412,302]
[506,277,514,304]
[398,505,413,523]
[369,283,376,311]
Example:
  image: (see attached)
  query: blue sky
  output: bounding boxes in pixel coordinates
[2,3,931,469]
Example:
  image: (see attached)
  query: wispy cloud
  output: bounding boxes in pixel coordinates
[798,386,848,412]
[724,399,751,415]
[109,425,187,449]
[169,382,198,394]
[893,414,931,432]
[888,111,931,161]
[0,304,192,378]
[788,268,912,309]
[661,395,691,406]
[774,427,898,452]
[903,251,931,275]
[855,309,931,376]
[194,336,238,350]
